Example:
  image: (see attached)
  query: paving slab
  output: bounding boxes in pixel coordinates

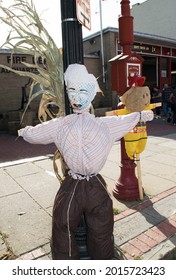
[0,191,51,256]
[3,162,43,178]
[100,160,121,181]
[34,158,55,172]
[0,169,22,197]
[16,171,59,210]
[148,153,176,167]
[142,173,175,196]
[141,159,176,182]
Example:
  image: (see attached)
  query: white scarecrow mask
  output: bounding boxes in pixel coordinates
[64,64,100,113]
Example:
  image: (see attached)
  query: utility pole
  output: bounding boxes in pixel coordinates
[99,0,105,83]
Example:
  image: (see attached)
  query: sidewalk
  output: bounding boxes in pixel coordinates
[0,117,176,260]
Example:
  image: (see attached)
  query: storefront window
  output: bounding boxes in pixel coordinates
[161,57,167,77]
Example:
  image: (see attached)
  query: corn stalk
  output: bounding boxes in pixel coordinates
[0,0,65,121]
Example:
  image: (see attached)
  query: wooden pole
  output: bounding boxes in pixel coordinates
[136,155,143,200]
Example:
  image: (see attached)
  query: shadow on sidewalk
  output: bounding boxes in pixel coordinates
[0,132,56,163]
[147,117,176,139]
[122,195,176,248]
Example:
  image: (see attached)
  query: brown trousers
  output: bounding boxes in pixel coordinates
[51,174,114,260]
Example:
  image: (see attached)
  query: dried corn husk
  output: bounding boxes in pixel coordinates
[0,0,65,121]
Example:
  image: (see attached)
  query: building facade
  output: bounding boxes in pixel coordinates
[1,0,176,132]
[0,50,41,132]
[83,27,176,108]
[83,0,176,109]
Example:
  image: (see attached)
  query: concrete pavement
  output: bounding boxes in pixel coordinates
[0,117,176,260]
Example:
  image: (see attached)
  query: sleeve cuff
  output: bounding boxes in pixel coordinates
[18,129,23,137]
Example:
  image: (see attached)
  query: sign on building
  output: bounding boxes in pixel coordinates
[76,0,91,30]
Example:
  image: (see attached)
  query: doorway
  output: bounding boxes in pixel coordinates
[142,55,157,87]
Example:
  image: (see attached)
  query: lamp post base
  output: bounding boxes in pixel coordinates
[113,160,143,200]
[113,139,144,201]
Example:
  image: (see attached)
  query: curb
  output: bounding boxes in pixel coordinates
[0,155,53,168]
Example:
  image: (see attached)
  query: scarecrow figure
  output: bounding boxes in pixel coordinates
[116,76,161,160]
[106,76,161,200]
[18,64,154,259]
[119,84,151,160]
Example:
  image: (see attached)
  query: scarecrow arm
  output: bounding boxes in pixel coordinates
[105,102,161,116]
[18,118,61,145]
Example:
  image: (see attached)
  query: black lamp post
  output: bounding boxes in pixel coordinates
[60,0,84,115]
[60,0,90,259]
